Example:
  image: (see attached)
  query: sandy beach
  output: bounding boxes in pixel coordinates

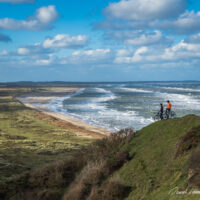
[18,87,112,138]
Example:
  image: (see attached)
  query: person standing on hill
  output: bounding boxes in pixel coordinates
[160,103,163,120]
[166,100,172,119]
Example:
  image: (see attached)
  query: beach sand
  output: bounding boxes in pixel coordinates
[18,87,112,139]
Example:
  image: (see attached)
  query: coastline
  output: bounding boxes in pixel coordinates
[18,87,112,138]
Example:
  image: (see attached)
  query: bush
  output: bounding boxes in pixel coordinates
[188,150,200,188]
[175,126,200,158]
[1,129,135,200]
[87,179,132,200]
[1,154,86,200]
[63,160,108,200]
[63,129,135,200]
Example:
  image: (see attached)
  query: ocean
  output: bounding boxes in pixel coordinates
[47,81,200,131]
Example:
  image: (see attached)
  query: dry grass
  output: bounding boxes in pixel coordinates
[0,129,135,200]
[63,129,135,200]
[188,150,200,188]
[0,151,86,200]
[175,125,200,158]
[63,160,107,200]
[87,179,132,200]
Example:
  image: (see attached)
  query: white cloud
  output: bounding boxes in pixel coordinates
[35,56,54,66]
[98,0,200,35]
[2,40,200,70]
[132,46,148,62]
[0,0,34,3]
[72,49,110,56]
[114,49,132,63]
[42,34,88,49]
[70,49,112,64]
[105,30,173,47]
[154,11,200,34]
[115,39,200,65]
[36,5,59,23]
[124,30,172,46]
[116,49,131,57]
[9,48,112,66]
[0,50,8,56]
[15,43,52,57]
[105,0,186,21]
[7,33,89,61]
[17,47,30,55]
[184,33,200,44]
[0,5,59,30]
[162,40,200,60]
[105,30,141,40]
[115,46,148,63]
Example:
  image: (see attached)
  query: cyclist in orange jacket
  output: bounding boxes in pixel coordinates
[166,100,172,119]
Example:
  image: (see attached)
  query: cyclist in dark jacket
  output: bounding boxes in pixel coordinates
[160,103,163,120]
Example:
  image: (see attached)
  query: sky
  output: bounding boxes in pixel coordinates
[0,0,200,82]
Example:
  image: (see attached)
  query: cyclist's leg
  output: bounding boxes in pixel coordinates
[168,109,171,118]
[160,111,163,120]
[171,111,176,118]
[166,109,169,119]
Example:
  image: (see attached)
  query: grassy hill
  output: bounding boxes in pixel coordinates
[117,115,200,200]
[63,114,200,200]
[1,112,200,199]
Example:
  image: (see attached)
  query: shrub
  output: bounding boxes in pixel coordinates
[1,154,85,200]
[1,129,135,200]
[188,150,200,188]
[63,129,135,200]
[87,179,132,200]
[63,160,108,200]
[175,126,200,158]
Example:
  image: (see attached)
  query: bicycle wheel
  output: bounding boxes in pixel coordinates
[170,111,176,118]
[153,113,160,121]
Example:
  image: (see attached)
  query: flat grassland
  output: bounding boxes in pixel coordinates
[0,87,94,181]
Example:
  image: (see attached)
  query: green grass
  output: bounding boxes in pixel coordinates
[0,89,92,181]
[115,115,200,200]
[61,116,200,200]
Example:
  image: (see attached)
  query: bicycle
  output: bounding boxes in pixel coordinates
[165,110,176,119]
[153,110,176,121]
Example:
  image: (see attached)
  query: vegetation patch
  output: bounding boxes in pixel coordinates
[63,130,134,200]
[0,88,92,182]
[87,179,132,200]
[188,150,200,188]
[175,125,200,158]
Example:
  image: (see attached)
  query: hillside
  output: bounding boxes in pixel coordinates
[117,114,200,200]
[1,115,200,200]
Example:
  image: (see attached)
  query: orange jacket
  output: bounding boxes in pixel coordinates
[167,102,172,109]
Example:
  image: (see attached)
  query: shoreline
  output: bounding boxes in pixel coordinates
[18,87,112,138]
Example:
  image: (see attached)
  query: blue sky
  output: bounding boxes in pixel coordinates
[0,0,200,82]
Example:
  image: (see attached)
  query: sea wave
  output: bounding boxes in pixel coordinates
[47,88,85,113]
[120,87,152,93]
[47,86,154,131]
[156,92,200,110]
[162,87,200,92]
[45,82,200,131]
[93,87,117,102]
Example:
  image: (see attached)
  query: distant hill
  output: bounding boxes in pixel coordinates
[1,115,200,200]
[0,81,95,88]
